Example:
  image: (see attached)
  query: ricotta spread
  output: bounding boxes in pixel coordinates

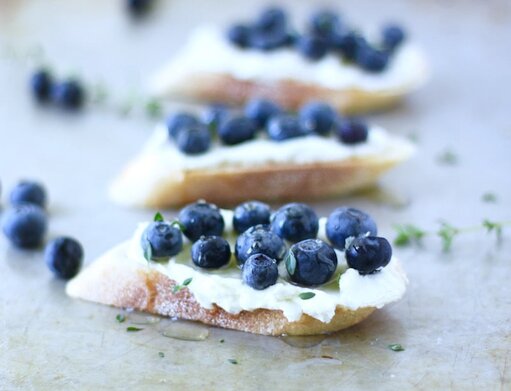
[150,26,429,95]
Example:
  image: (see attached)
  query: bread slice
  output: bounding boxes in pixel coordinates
[109,126,415,208]
[66,247,376,336]
[150,27,429,114]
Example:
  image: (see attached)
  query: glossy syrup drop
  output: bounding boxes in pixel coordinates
[161,319,210,341]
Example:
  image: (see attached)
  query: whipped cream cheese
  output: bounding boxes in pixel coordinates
[120,212,407,323]
[109,123,414,206]
[150,26,429,95]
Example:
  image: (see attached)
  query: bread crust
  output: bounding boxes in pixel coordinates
[160,72,412,114]
[66,252,375,336]
[110,152,408,209]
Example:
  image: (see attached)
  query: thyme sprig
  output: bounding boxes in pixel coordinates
[393,219,510,251]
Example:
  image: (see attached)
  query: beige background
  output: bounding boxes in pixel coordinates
[1,0,510,389]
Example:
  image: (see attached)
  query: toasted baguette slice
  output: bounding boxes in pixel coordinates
[66,248,376,336]
[109,126,414,208]
[150,27,429,114]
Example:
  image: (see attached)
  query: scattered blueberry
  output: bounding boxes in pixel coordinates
[382,24,406,51]
[2,204,48,249]
[45,237,83,279]
[299,102,336,135]
[267,115,308,141]
[242,253,279,290]
[126,0,153,16]
[10,181,47,208]
[202,103,229,130]
[141,221,183,260]
[178,201,225,242]
[235,224,287,266]
[244,98,282,127]
[166,112,200,140]
[286,239,337,286]
[227,24,252,48]
[233,201,272,234]
[296,35,329,60]
[255,7,287,33]
[309,10,341,38]
[250,28,289,51]
[191,236,231,269]
[326,207,377,250]
[345,236,392,275]
[176,124,211,155]
[30,69,53,102]
[336,118,369,144]
[356,46,389,72]
[218,116,258,145]
[271,203,319,243]
[52,79,85,110]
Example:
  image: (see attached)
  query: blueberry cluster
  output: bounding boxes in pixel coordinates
[1,180,83,279]
[227,7,406,72]
[30,68,85,110]
[167,98,369,155]
[141,200,392,292]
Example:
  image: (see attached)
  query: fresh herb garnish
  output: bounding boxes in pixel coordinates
[482,192,497,203]
[299,292,315,300]
[388,344,405,352]
[154,212,164,222]
[143,240,153,262]
[170,220,186,231]
[172,278,193,294]
[437,149,458,166]
[227,358,238,365]
[145,99,162,118]
[116,314,126,323]
[394,219,511,251]
[126,326,144,332]
[286,251,296,275]
[158,352,165,358]
[219,339,225,343]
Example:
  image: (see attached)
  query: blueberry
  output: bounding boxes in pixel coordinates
[356,46,389,72]
[191,236,231,269]
[202,103,229,130]
[244,98,281,127]
[141,221,183,260]
[45,237,83,279]
[2,204,48,249]
[126,0,153,16]
[286,239,337,286]
[233,201,272,234]
[267,114,308,141]
[271,203,319,243]
[235,225,287,266]
[333,31,367,61]
[242,253,279,290]
[249,29,289,51]
[176,124,211,155]
[227,24,252,48]
[166,112,200,140]
[30,69,53,102]
[336,118,369,144]
[52,79,85,110]
[10,181,47,208]
[178,201,224,242]
[296,35,329,61]
[346,236,392,275]
[326,207,377,250]
[255,7,287,33]
[218,116,257,145]
[309,10,341,37]
[382,24,406,51]
[299,102,336,135]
